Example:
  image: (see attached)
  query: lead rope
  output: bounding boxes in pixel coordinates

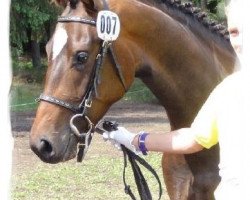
[122,147,137,200]
[122,146,152,200]
[102,121,162,200]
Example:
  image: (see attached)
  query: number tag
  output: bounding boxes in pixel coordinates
[96,11,121,42]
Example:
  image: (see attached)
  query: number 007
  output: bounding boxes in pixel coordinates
[100,16,117,35]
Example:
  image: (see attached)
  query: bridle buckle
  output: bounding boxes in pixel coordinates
[85,99,92,108]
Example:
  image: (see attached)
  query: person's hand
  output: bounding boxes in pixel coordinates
[103,127,141,154]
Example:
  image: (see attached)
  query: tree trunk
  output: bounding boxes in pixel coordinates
[200,0,207,9]
[30,31,41,69]
[31,40,41,69]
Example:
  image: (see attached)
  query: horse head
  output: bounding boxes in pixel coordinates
[30,0,135,163]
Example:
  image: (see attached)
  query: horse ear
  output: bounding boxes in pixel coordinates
[81,0,103,12]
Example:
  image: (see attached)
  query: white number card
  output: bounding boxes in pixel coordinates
[96,11,121,42]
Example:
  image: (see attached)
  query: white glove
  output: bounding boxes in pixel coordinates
[103,127,141,155]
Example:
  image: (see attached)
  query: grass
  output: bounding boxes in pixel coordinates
[11,75,164,199]
[10,82,42,112]
[12,151,167,200]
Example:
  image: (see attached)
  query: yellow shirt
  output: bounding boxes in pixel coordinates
[191,71,250,199]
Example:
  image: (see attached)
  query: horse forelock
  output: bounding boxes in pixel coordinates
[136,0,230,45]
[69,0,79,9]
[51,0,80,9]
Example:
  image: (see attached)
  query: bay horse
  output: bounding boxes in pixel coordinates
[30,0,238,199]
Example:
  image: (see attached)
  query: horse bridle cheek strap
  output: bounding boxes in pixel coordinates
[37,13,127,162]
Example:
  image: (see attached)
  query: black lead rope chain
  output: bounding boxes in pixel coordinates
[102,121,162,200]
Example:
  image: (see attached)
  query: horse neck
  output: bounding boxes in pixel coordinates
[112,0,237,129]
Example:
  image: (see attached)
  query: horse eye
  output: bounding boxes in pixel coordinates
[73,51,89,70]
[76,52,89,64]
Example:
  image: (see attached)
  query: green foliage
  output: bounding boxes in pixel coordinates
[188,0,227,21]
[11,57,47,84]
[123,79,157,103]
[12,59,33,70]
[10,0,60,57]
[10,82,42,111]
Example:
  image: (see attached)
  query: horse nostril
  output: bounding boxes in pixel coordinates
[35,139,55,159]
[40,139,53,154]
[30,137,60,163]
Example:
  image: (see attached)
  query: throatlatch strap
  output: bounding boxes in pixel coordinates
[108,46,127,92]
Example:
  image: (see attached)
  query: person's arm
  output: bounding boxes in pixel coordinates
[103,127,204,155]
[132,128,203,154]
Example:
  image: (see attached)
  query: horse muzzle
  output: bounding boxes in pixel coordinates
[29,129,78,164]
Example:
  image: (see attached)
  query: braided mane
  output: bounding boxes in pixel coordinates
[139,0,229,41]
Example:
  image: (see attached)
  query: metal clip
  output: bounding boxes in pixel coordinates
[78,143,85,148]
[102,41,111,48]
[96,53,101,60]
[85,99,92,108]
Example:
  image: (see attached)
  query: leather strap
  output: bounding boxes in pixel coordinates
[101,121,162,200]
[57,16,96,26]
[38,93,81,113]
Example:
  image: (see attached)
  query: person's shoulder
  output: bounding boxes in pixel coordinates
[224,71,242,81]
[208,71,244,99]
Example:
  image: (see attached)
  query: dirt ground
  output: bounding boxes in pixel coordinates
[11,101,170,175]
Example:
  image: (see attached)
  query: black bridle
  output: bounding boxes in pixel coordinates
[37,13,127,162]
